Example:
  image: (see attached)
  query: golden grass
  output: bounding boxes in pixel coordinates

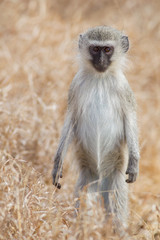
[0,0,160,239]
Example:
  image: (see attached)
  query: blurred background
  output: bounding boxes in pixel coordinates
[0,0,160,239]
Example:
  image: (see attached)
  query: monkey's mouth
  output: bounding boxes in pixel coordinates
[93,63,108,72]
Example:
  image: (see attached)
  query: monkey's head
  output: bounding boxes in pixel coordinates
[78,26,129,73]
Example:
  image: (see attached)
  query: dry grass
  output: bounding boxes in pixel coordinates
[0,0,160,239]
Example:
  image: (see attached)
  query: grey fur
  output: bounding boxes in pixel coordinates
[52,26,140,227]
[84,26,123,41]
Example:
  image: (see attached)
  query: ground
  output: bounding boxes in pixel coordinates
[0,0,160,239]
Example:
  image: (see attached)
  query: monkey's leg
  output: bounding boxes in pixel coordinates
[100,170,128,227]
[74,167,99,210]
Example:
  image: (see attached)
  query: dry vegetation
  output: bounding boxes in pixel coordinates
[0,0,160,239]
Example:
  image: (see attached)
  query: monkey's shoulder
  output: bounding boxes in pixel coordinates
[68,77,78,105]
[68,72,87,102]
[122,85,136,110]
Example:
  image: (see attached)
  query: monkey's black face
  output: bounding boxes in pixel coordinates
[89,45,114,72]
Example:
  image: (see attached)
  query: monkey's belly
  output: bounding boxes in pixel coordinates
[75,108,125,172]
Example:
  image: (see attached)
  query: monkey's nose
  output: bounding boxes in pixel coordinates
[99,54,108,68]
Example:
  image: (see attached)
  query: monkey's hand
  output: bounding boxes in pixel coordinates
[126,165,138,183]
[125,171,137,183]
[52,164,63,189]
[125,155,139,183]
[125,167,138,183]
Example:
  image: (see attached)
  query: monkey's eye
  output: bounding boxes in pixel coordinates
[92,46,99,53]
[104,46,112,53]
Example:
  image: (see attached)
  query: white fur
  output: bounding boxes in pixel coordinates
[70,70,127,175]
[88,40,116,47]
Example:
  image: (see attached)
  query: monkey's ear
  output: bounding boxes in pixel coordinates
[121,36,129,53]
[79,34,83,49]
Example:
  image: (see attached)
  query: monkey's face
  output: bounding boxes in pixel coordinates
[89,45,114,72]
[78,26,129,73]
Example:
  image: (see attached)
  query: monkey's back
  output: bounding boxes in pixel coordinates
[70,71,128,175]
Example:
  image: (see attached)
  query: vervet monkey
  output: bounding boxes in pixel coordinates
[52,26,140,226]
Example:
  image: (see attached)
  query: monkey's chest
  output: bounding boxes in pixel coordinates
[75,93,124,161]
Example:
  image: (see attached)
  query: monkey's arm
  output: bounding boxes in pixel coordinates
[124,94,140,183]
[52,111,73,189]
